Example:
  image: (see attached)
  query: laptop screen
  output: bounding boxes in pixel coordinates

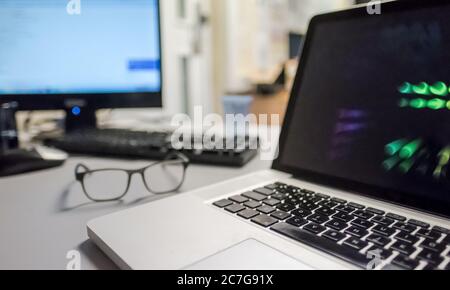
[276,1,450,217]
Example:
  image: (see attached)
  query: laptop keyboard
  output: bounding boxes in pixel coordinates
[213,182,450,270]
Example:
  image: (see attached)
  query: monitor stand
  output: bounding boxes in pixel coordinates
[64,108,97,132]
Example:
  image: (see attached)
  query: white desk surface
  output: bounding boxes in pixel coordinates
[0,154,271,269]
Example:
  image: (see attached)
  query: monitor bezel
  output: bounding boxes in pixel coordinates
[273,0,450,219]
[0,0,163,111]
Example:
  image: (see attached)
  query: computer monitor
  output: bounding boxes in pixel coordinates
[0,0,163,131]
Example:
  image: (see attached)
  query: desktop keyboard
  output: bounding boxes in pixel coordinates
[213,182,450,270]
[44,129,258,167]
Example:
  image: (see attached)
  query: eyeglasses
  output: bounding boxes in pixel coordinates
[75,153,189,202]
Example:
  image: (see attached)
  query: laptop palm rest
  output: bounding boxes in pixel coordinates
[184,239,314,270]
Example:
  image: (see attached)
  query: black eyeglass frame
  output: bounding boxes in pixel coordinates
[75,152,190,202]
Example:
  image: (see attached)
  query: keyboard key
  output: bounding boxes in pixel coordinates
[229,195,249,204]
[325,219,349,231]
[263,198,280,207]
[392,222,417,233]
[330,198,347,204]
[252,215,279,228]
[351,218,374,229]
[238,209,260,219]
[304,223,327,234]
[371,216,395,226]
[391,241,416,256]
[335,205,355,214]
[390,255,420,270]
[272,193,288,200]
[417,249,444,265]
[271,211,291,220]
[286,217,308,227]
[316,207,336,217]
[416,229,441,241]
[353,210,374,220]
[225,203,246,213]
[366,234,391,247]
[292,208,312,218]
[420,239,446,253]
[395,231,419,244]
[366,207,385,216]
[372,224,396,237]
[432,226,450,235]
[408,219,430,229]
[323,230,346,242]
[213,199,233,208]
[319,200,339,208]
[271,223,373,269]
[257,205,276,214]
[254,187,274,196]
[308,213,329,225]
[299,202,320,211]
[264,184,278,190]
[386,213,407,222]
[344,237,369,251]
[345,226,369,238]
[333,211,354,222]
[277,203,296,212]
[242,191,267,202]
[315,193,330,199]
[348,202,365,210]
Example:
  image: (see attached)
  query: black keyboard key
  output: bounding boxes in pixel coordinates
[330,198,347,204]
[345,226,369,238]
[372,224,396,237]
[420,239,446,253]
[272,223,373,269]
[272,192,288,200]
[395,231,419,244]
[408,219,430,229]
[292,208,312,218]
[323,230,346,242]
[316,207,336,217]
[225,203,246,213]
[325,219,349,231]
[214,199,233,208]
[319,200,339,208]
[315,193,330,199]
[390,255,420,270]
[263,198,280,207]
[238,209,260,219]
[277,203,296,212]
[353,210,374,220]
[366,207,385,216]
[348,202,365,210]
[244,200,261,209]
[386,213,407,222]
[257,205,276,214]
[417,249,444,265]
[432,226,450,235]
[416,229,441,241]
[308,213,329,225]
[371,216,395,226]
[333,211,354,222]
[271,211,291,220]
[366,234,391,247]
[229,195,249,204]
[335,205,355,214]
[344,237,369,251]
[286,217,308,227]
[254,187,274,196]
[242,191,267,202]
[252,215,279,228]
[351,218,374,229]
[304,223,327,235]
[392,222,416,233]
[300,189,315,195]
[304,196,322,204]
[299,202,320,211]
[391,241,416,256]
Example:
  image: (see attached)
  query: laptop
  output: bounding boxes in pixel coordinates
[87,1,450,270]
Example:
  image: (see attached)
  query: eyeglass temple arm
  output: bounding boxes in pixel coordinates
[75,164,90,181]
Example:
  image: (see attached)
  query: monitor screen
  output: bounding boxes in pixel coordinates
[0,0,161,96]
[276,2,450,217]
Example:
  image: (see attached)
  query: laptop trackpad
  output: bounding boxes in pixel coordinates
[185,239,314,270]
